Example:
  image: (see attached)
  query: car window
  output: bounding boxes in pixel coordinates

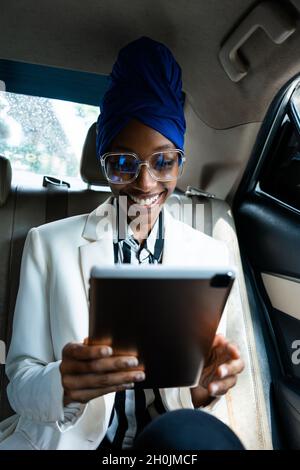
[0,90,99,178]
[259,85,300,211]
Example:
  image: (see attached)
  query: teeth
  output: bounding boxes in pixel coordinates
[130,194,159,205]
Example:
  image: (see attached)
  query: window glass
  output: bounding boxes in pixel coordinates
[259,92,300,211]
[0,91,99,178]
[291,85,300,115]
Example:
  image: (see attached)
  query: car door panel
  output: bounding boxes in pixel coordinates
[234,81,300,449]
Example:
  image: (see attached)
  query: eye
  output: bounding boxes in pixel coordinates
[115,155,128,170]
[154,152,176,170]
[110,154,137,173]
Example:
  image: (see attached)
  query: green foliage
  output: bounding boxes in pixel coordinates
[0,92,99,177]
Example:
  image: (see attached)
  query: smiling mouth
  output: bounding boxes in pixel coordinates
[119,191,165,207]
[129,193,160,206]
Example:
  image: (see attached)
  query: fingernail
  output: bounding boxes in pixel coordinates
[219,366,228,378]
[134,372,145,382]
[124,358,139,367]
[210,384,219,395]
[100,346,113,356]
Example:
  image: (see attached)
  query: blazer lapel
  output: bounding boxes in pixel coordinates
[79,240,114,298]
[79,198,116,298]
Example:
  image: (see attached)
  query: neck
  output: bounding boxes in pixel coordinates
[127,211,160,244]
[115,197,162,243]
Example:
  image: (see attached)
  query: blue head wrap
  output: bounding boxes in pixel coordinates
[96,36,186,158]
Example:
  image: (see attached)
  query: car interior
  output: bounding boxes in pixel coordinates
[1,0,300,450]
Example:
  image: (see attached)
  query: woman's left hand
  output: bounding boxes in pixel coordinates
[190,334,245,408]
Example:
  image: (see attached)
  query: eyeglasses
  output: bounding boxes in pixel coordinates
[100,150,185,184]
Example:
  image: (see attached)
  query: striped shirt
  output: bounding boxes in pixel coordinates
[106,209,167,449]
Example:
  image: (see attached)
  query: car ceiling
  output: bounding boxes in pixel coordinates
[1,0,300,197]
[1,0,300,128]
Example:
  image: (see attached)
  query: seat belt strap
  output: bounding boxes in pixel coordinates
[43,176,70,223]
[190,194,213,236]
[186,185,215,236]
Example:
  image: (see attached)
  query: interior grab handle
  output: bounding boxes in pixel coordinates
[219,0,296,82]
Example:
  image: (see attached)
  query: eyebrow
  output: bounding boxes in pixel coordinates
[110,144,176,152]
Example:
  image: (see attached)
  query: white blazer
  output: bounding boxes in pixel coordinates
[0,200,229,450]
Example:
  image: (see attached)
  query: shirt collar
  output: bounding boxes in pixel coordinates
[113,197,164,257]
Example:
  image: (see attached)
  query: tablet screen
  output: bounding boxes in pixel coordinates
[88,265,235,389]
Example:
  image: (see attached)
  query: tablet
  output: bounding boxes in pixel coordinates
[88,265,235,389]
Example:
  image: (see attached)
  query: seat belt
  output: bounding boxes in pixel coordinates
[43,176,70,223]
[185,186,215,236]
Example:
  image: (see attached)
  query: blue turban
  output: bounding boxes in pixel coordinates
[96,36,186,158]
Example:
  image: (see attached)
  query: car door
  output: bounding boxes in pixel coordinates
[234,77,300,449]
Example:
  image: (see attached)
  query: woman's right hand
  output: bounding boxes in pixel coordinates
[60,342,145,405]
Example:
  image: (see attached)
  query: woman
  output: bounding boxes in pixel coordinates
[0,37,244,450]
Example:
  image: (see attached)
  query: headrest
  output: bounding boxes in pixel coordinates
[0,156,12,206]
[80,123,108,186]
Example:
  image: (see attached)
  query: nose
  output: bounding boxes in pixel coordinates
[134,163,156,191]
